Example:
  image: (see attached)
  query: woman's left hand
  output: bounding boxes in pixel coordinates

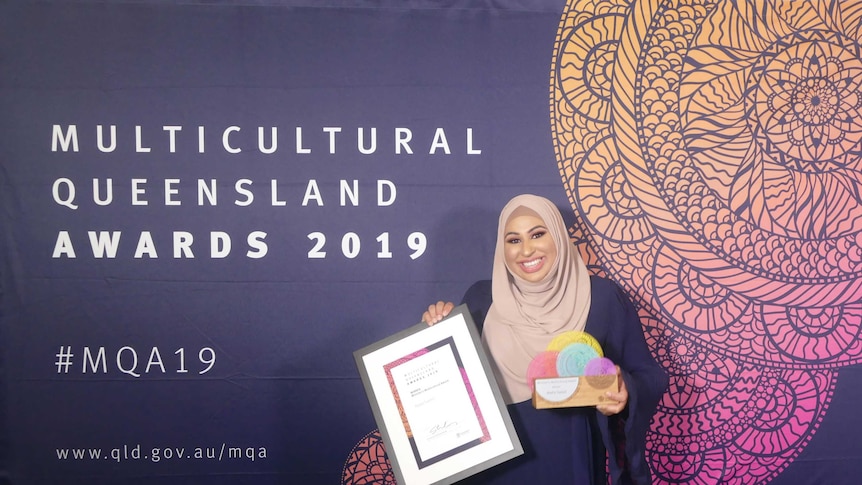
[596,366,628,416]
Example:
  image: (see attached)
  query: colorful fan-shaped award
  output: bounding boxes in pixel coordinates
[546,330,603,357]
[583,356,616,376]
[526,351,560,390]
[529,331,616,381]
[556,343,599,376]
[531,331,618,409]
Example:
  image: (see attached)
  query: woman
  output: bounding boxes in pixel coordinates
[423,194,668,484]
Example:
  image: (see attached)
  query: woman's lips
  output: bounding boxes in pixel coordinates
[519,257,545,273]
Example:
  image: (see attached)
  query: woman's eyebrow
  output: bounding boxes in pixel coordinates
[505,225,547,237]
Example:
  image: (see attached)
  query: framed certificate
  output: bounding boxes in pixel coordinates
[354,304,523,485]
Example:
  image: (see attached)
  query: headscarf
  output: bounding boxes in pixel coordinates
[482,194,592,403]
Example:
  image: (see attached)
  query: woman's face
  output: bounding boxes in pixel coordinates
[503,213,557,283]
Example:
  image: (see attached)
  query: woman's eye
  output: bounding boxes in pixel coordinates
[531,231,546,239]
[506,238,521,244]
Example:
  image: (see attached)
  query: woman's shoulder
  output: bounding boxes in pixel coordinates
[589,274,628,301]
[463,279,492,300]
[585,275,639,327]
[461,279,493,328]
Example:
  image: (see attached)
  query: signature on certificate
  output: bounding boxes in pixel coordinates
[428,421,458,436]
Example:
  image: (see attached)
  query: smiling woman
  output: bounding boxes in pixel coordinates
[416,194,668,485]
[502,208,558,282]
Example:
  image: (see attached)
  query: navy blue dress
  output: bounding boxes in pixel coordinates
[459,276,668,485]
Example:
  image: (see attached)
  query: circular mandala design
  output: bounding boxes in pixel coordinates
[556,12,627,122]
[341,430,396,485]
[573,136,654,243]
[749,33,862,170]
[550,1,862,483]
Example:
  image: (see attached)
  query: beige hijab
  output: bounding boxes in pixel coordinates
[482,194,592,403]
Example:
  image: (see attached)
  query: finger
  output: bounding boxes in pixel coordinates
[430,302,442,317]
[424,304,442,324]
[434,301,451,316]
[427,303,442,321]
[597,401,625,416]
[443,301,455,315]
[596,404,619,416]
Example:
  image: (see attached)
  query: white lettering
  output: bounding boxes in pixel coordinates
[52,178,78,209]
[198,179,217,206]
[235,179,253,206]
[145,347,166,374]
[117,346,141,377]
[271,179,286,206]
[296,127,310,154]
[467,127,481,154]
[340,180,358,206]
[258,127,277,154]
[358,127,376,154]
[247,231,268,258]
[82,347,107,373]
[164,125,182,153]
[378,180,396,206]
[134,231,158,258]
[223,126,241,153]
[395,127,413,154]
[165,179,180,206]
[93,178,112,206]
[50,125,480,154]
[97,125,116,152]
[131,179,148,206]
[429,128,451,154]
[52,231,76,258]
[323,127,341,154]
[211,232,231,258]
[198,126,206,153]
[88,231,121,258]
[173,232,194,258]
[302,179,323,206]
[52,125,78,152]
[135,125,151,153]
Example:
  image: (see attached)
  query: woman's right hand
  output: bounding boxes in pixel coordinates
[422,301,455,325]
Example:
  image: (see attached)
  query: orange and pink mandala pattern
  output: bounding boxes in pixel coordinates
[551,0,862,483]
[342,1,862,484]
[342,430,397,485]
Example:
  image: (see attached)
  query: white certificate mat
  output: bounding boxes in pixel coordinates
[355,305,523,485]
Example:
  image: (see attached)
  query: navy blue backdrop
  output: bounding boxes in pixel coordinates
[1,2,570,483]
[2,1,861,484]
